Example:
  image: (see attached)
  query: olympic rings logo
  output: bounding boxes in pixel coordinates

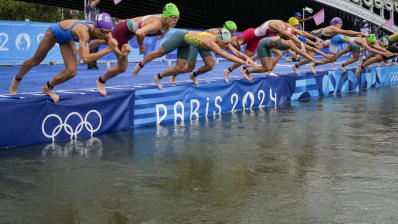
[42,110,102,140]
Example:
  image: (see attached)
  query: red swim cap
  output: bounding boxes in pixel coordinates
[281,26,294,40]
[284,26,294,35]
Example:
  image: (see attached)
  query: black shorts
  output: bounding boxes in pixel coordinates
[383,46,398,60]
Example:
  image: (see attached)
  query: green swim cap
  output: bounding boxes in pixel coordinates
[162,3,179,18]
[366,34,377,43]
[222,21,237,31]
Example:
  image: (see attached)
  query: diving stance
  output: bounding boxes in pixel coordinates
[9,12,117,103]
[224,19,322,82]
[95,3,180,96]
[242,36,321,77]
[132,29,256,89]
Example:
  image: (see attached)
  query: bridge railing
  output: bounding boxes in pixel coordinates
[314,0,398,33]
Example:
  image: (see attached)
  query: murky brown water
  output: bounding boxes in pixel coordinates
[1,87,398,223]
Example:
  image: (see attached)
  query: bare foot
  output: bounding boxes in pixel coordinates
[132,63,142,78]
[267,72,278,77]
[224,68,230,83]
[42,84,59,104]
[189,74,199,86]
[240,69,253,82]
[170,75,176,84]
[292,65,300,75]
[9,78,20,94]
[153,75,163,90]
[310,64,317,75]
[339,65,347,73]
[96,79,107,96]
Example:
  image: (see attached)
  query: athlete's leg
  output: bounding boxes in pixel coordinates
[96,52,129,96]
[133,46,166,77]
[153,58,188,90]
[355,55,383,77]
[190,55,214,86]
[170,61,196,84]
[292,51,315,75]
[310,53,337,75]
[224,49,254,83]
[271,49,284,71]
[42,41,77,103]
[9,28,56,94]
[170,48,199,84]
[340,51,359,73]
[245,57,277,77]
[335,46,350,62]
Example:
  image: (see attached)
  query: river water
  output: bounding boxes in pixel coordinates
[1,87,398,223]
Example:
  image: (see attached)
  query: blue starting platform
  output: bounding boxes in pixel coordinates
[1,58,398,148]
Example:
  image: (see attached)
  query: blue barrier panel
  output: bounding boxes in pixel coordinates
[292,66,397,100]
[133,66,398,127]
[0,21,64,63]
[1,65,398,148]
[133,76,296,127]
[0,89,134,148]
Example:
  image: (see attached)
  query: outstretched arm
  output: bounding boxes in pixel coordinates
[209,41,249,65]
[305,38,317,46]
[226,44,256,66]
[294,29,322,42]
[286,40,318,63]
[372,43,391,53]
[333,27,364,37]
[299,16,313,23]
[361,40,392,57]
[305,44,330,58]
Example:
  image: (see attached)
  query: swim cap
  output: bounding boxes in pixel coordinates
[284,26,295,35]
[297,35,307,43]
[162,3,179,18]
[295,12,302,17]
[222,21,237,31]
[366,34,377,43]
[330,17,342,25]
[288,17,299,26]
[380,36,389,47]
[217,28,232,44]
[94,12,113,29]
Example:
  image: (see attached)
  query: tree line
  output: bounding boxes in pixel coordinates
[0,0,84,22]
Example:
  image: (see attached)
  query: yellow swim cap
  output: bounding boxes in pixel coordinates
[288,17,299,26]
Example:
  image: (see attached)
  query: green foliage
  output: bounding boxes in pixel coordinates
[0,0,83,22]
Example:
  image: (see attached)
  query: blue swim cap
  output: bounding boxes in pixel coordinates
[295,12,302,17]
[297,35,307,43]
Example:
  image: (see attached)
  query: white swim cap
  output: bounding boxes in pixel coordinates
[380,36,389,47]
[217,28,231,44]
